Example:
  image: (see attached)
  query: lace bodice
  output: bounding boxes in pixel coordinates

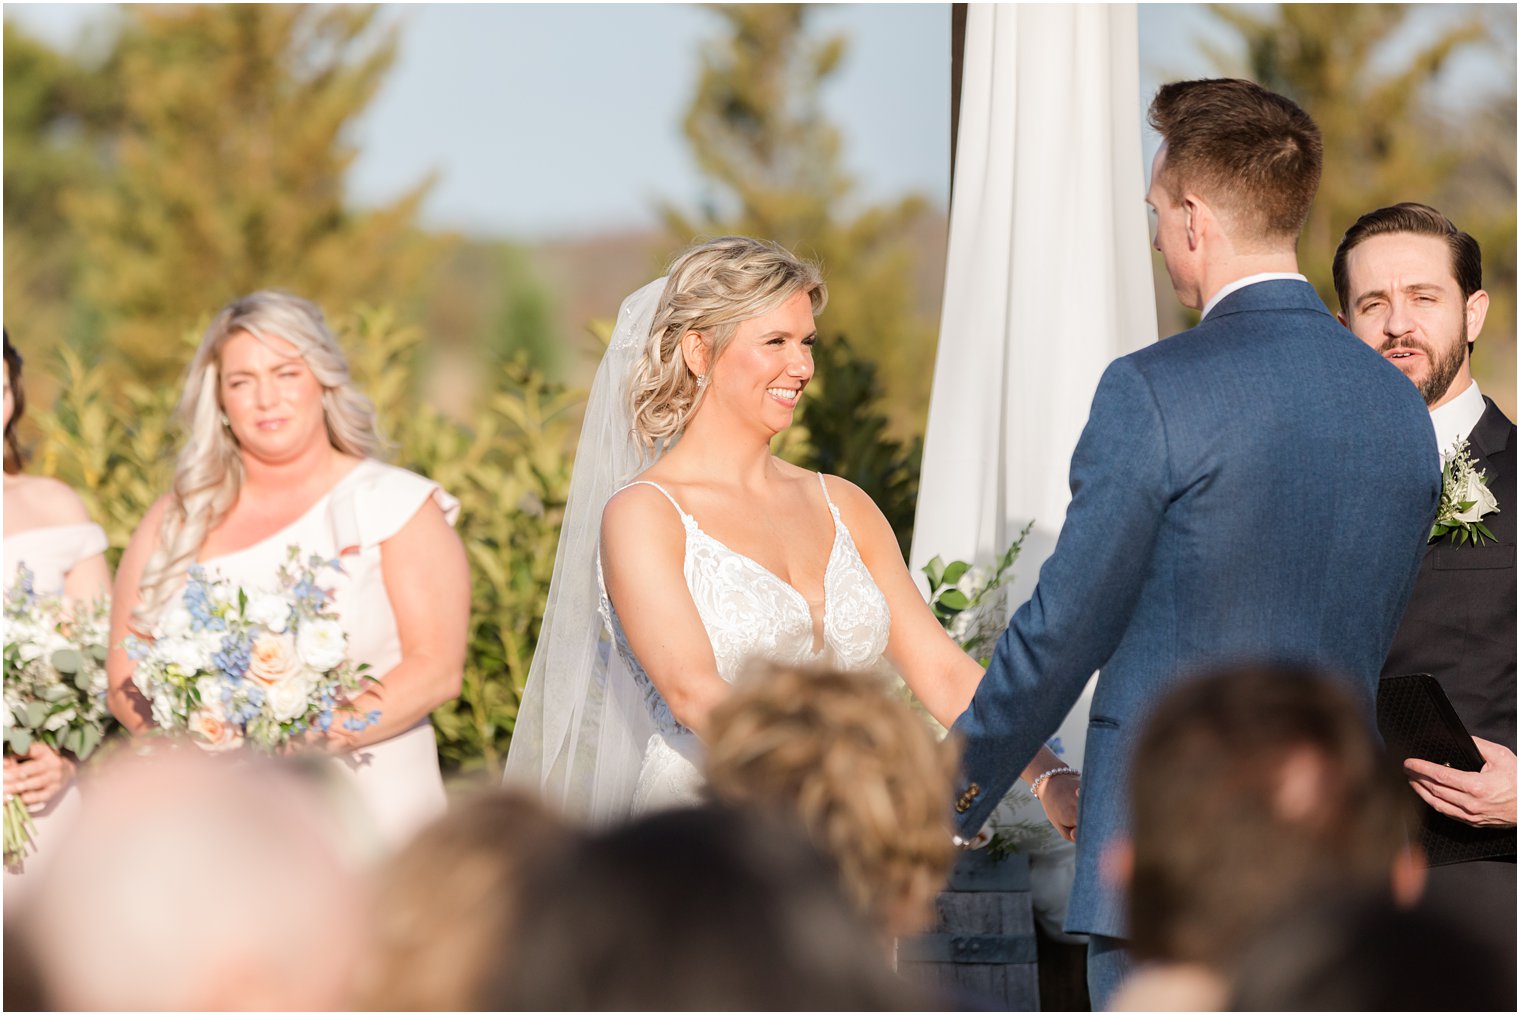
[597,475,892,735]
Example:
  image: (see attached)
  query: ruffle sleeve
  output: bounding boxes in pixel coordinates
[326,461,461,556]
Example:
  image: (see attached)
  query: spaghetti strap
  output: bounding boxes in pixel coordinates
[619,480,691,521]
[815,472,838,511]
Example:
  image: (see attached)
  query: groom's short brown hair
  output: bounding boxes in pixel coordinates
[1148,78,1322,242]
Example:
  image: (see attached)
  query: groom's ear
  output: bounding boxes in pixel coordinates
[1183,195,1204,250]
[1464,288,1489,347]
[680,330,711,377]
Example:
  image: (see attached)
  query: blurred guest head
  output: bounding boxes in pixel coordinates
[1333,202,1487,409]
[705,661,959,939]
[26,747,363,1011]
[1123,663,1421,972]
[354,788,565,1011]
[490,804,919,1010]
[1227,893,1510,1011]
[134,290,381,626]
[1145,79,1322,307]
[4,328,26,474]
[631,236,826,451]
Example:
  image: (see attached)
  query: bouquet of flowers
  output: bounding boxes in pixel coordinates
[124,547,377,753]
[3,566,114,868]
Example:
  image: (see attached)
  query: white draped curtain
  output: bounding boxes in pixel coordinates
[912,2,1157,632]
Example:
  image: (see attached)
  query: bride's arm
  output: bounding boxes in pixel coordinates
[599,485,730,737]
[828,477,1074,788]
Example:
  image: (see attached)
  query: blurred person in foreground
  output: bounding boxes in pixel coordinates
[489,804,925,1011]
[704,661,958,946]
[353,789,565,1011]
[106,291,469,847]
[1226,893,1510,1011]
[1108,665,1425,1012]
[22,745,363,1010]
[3,331,113,902]
[1333,202,1516,988]
[949,78,1438,1006]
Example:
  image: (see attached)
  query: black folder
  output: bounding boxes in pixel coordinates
[1376,673,1517,867]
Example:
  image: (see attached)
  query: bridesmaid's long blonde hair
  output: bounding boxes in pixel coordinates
[133,292,381,627]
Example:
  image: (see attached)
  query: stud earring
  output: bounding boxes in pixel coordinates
[696,374,708,389]
[220,412,231,427]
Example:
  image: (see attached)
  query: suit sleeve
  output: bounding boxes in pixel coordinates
[951,356,1170,833]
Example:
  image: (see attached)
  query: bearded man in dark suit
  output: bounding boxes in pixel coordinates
[948,80,1440,1008]
[1334,203,1516,992]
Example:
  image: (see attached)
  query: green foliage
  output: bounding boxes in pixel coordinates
[32,306,579,779]
[791,333,922,557]
[667,4,940,444]
[10,5,445,385]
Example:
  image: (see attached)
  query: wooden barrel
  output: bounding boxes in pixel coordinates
[898,850,1039,1009]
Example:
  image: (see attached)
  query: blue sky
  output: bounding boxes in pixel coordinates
[8,3,1512,239]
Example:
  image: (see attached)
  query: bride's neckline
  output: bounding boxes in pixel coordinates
[198,458,372,565]
[665,487,846,654]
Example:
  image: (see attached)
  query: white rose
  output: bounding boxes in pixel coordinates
[955,565,989,599]
[42,707,77,732]
[246,594,292,634]
[207,581,237,608]
[159,637,211,675]
[247,633,303,687]
[150,689,178,728]
[296,620,347,672]
[265,677,314,723]
[159,605,194,639]
[1453,471,1499,524]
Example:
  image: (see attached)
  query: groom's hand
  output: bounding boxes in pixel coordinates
[1036,773,1080,842]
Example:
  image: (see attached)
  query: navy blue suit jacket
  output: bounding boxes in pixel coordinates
[950,279,1440,939]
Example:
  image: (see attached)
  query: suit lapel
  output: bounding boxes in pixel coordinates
[1467,398,1513,464]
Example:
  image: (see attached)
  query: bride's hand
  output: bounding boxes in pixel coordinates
[1036,772,1080,842]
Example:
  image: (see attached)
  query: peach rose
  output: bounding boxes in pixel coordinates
[188,705,243,752]
[247,633,302,687]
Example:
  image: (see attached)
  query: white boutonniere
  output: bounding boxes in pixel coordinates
[1430,437,1499,546]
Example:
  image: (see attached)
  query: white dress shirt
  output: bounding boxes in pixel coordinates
[1199,272,1310,321]
[1429,379,1487,458]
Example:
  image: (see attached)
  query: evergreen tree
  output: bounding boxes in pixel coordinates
[666,4,938,546]
[61,5,443,382]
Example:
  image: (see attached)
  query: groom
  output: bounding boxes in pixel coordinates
[950,78,1440,1005]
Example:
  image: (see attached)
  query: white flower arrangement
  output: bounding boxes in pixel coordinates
[124,547,377,754]
[1431,436,1499,546]
[3,567,115,868]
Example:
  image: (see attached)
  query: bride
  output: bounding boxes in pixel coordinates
[505,237,1077,830]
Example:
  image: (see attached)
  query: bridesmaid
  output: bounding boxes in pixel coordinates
[3,332,112,896]
[107,292,470,847]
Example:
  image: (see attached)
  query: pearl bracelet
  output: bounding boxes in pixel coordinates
[1029,765,1079,798]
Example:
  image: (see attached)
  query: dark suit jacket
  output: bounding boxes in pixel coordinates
[951,279,1441,939]
[1383,397,1516,752]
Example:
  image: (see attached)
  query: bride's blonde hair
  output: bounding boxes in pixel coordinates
[630,237,826,451]
[133,291,381,627]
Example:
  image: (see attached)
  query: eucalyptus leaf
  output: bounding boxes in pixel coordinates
[50,649,83,675]
[21,702,47,729]
[923,556,946,588]
[6,729,31,755]
[39,683,73,703]
[76,724,102,761]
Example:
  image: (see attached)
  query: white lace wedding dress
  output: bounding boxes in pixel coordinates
[598,475,892,813]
